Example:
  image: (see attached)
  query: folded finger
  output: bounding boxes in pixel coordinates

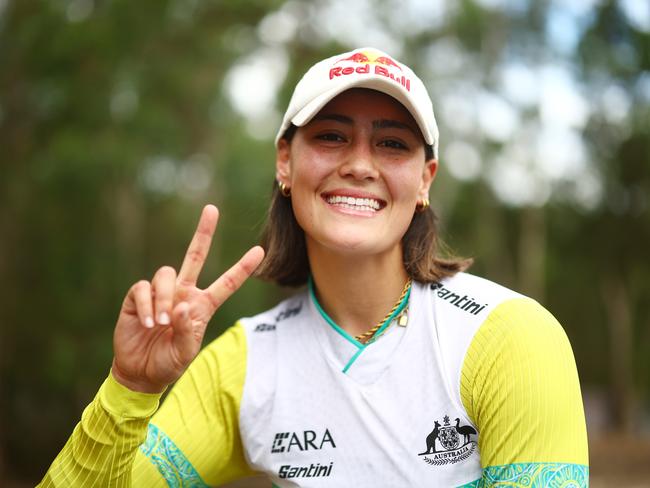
[129,280,155,329]
[205,246,265,309]
[177,205,219,286]
[152,266,177,325]
[170,301,197,367]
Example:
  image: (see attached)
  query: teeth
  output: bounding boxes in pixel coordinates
[326,195,381,211]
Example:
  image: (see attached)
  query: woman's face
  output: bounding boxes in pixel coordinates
[276,88,437,258]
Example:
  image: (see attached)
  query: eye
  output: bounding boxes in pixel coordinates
[379,138,408,150]
[316,132,346,142]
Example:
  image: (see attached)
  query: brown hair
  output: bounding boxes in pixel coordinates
[255,132,472,286]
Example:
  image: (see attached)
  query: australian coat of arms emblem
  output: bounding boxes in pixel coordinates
[418,415,477,466]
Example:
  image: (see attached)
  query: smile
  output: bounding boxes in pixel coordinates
[324,195,383,212]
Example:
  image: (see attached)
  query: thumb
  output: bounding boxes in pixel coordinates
[171,301,199,367]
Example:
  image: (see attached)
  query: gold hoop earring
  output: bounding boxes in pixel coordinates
[278,181,291,197]
[415,198,430,213]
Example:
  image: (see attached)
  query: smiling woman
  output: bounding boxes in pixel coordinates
[39,48,589,488]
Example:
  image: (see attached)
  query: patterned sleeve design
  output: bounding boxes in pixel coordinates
[459,462,589,487]
[139,322,254,486]
[139,423,208,487]
[459,298,589,487]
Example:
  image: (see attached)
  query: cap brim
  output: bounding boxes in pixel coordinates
[290,76,435,146]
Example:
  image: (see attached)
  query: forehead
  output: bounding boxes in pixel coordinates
[313,88,420,131]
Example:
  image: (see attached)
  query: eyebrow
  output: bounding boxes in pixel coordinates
[312,114,417,136]
[372,119,417,135]
[312,114,353,124]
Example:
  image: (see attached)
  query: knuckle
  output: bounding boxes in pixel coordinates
[133,280,150,293]
[154,265,176,281]
[239,260,256,276]
[207,292,223,310]
[186,249,207,263]
[158,265,176,276]
[221,273,239,293]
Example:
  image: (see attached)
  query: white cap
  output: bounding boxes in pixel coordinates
[275,47,439,159]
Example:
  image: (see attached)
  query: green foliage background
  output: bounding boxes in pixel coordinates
[1,0,648,482]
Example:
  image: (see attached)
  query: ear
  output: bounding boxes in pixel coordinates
[418,158,438,199]
[276,138,292,185]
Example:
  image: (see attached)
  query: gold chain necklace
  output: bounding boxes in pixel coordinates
[355,278,412,344]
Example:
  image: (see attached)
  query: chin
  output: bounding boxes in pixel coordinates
[310,231,400,258]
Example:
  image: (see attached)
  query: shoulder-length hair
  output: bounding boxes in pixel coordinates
[255,130,472,286]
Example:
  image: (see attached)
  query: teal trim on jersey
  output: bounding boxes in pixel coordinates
[140,423,208,488]
[457,462,589,488]
[308,276,363,349]
[308,275,411,373]
[342,346,365,373]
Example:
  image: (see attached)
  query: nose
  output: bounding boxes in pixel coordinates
[338,141,379,181]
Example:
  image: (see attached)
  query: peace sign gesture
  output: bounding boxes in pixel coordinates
[111,205,264,393]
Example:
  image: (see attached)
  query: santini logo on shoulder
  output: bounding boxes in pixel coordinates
[254,301,303,332]
[430,283,488,316]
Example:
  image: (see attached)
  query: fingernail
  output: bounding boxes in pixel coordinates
[145,316,155,328]
[159,312,170,325]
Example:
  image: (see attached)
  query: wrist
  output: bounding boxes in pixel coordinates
[111,359,167,394]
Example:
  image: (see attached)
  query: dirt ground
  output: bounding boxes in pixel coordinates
[588,434,650,487]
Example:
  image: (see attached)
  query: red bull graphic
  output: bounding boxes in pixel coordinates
[374,56,402,71]
[337,52,371,64]
[330,51,411,91]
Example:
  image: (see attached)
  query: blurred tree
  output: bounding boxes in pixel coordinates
[570,0,650,432]
[0,0,280,479]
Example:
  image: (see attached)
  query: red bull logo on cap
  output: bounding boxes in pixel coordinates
[330,50,411,91]
[337,52,371,64]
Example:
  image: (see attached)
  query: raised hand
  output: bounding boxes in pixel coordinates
[111,205,264,393]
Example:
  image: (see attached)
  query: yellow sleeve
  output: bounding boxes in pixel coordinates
[38,322,253,487]
[37,372,164,487]
[459,298,589,486]
[138,321,254,485]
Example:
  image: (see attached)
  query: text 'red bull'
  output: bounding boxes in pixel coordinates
[329,64,411,92]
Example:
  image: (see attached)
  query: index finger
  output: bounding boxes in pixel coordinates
[178,205,219,285]
[205,245,265,309]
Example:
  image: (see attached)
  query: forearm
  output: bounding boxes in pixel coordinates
[38,373,164,487]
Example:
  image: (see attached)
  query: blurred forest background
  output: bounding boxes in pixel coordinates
[1,0,649,485]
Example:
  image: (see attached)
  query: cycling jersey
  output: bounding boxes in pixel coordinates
[39,272,589,487]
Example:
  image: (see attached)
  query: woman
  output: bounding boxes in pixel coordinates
[40,48,589,487]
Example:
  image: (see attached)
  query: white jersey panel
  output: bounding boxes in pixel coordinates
[429,273,523,413]
[238,273,521,487]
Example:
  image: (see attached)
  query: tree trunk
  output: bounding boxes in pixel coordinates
[601,276,635,433]
[476,186,516,286]
[518,206,546,302]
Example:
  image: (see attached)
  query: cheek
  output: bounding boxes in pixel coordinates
[290,151,334,187]
[386,166,424,202]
